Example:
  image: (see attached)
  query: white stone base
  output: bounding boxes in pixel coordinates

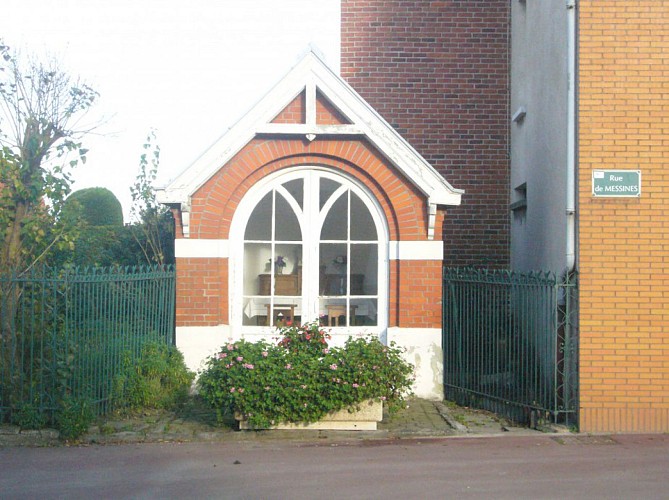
[176,325,232,374]
[176,325,444,400]
[387,327,444,400]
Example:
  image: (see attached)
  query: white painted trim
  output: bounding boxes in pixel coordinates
[175,239,443,260]
[387,327,443,400]
[158,50,463,210]
[388,241,443,261]
[175,239,229,259]
[228,167,390,338]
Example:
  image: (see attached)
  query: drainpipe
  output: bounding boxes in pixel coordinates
[565,0,577,273]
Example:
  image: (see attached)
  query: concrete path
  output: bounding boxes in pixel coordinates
[2,434,668,499]
[0,398,548,447]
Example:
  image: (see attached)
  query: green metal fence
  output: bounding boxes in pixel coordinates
[443,268,578,427]
[0,265,175,422]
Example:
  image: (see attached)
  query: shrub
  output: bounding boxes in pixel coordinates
[11,401,47,430]
[55,396,94,441]
[112,342,194,413]
[198,321,414,428]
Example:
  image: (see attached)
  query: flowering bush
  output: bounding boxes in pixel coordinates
[198,322,414,428]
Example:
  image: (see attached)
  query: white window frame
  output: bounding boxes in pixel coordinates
[229,166,389,339]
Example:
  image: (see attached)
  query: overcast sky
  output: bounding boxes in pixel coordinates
[0,0,340,220]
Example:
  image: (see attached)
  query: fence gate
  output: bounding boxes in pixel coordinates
[442,268,578,427]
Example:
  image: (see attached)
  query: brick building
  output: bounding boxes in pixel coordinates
[158,52,462,398]
[341,0,511,268]
[339,0,669,432]
[577,0,669,432]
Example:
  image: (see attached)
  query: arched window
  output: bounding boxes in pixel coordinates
[231,168,387,336]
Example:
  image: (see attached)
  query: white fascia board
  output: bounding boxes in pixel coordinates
[256,123,363,135]
[159,60,315,206]
[159,51,463,208]
[309,60,463,207]
[389,240,444,260]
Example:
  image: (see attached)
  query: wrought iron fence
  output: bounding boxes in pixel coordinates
[443,268,578,427]
[0,265,175,421]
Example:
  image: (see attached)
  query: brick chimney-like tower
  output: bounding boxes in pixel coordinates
[341,0,510,267]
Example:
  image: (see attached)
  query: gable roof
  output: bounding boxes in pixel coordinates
[157,49,463,209]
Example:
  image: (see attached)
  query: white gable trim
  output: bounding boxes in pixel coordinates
[157,50,463,220]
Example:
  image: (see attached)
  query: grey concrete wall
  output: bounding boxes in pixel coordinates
[510,0,570,274]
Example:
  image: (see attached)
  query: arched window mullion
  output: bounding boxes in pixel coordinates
[317,184,348,230]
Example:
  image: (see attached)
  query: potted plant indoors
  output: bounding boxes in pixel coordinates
[198,321,414,430]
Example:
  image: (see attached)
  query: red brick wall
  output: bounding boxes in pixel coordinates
[188,137,430,242]
[341,0,510,267]
[175,137,445,329]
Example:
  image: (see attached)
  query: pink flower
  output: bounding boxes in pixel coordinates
[262,351,268,358]
[243,363,254,369]
[322,348,330,354]
[329,364,338,370]
[238,388,245,393]
[352,383,359,388]
[226,344,234,351]
[218,352,227,359]
[236,356,243,362]
[286,364,292,370]
[230,387,236,393]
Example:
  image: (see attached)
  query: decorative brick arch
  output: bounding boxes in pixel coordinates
[189,138,437,243]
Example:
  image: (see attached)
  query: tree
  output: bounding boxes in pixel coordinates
[59,187,126,268]
[64,187,123,227]
[128,129,174,266]
[0,41,98,275]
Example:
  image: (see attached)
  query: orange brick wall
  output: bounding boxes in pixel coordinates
[578,0,669,432]
[175,136,446,330]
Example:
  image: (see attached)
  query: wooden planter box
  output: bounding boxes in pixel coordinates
[237,399,383,431]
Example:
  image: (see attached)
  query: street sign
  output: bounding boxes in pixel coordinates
[592,170,641,197]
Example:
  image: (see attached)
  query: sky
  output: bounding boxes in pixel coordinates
[0,0,340,221]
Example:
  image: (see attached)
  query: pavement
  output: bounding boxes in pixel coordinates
[0,397,566,447]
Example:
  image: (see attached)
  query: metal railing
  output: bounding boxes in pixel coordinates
[443,268,578,427]
[0,265,175,421]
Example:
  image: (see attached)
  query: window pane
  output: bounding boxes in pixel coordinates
[351,244,377,295]
[351,298,377,326]
[320,192,348,240]
[243,297,303,326]
[275,193,301,241]
[245,192,272,240]
[274,243,302,280]
[268,299,302,327]
[319,178,340,210]
[320,243,347,296]
[283,178,304,210]
[350,193,377,241]
[244,243,271,295]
